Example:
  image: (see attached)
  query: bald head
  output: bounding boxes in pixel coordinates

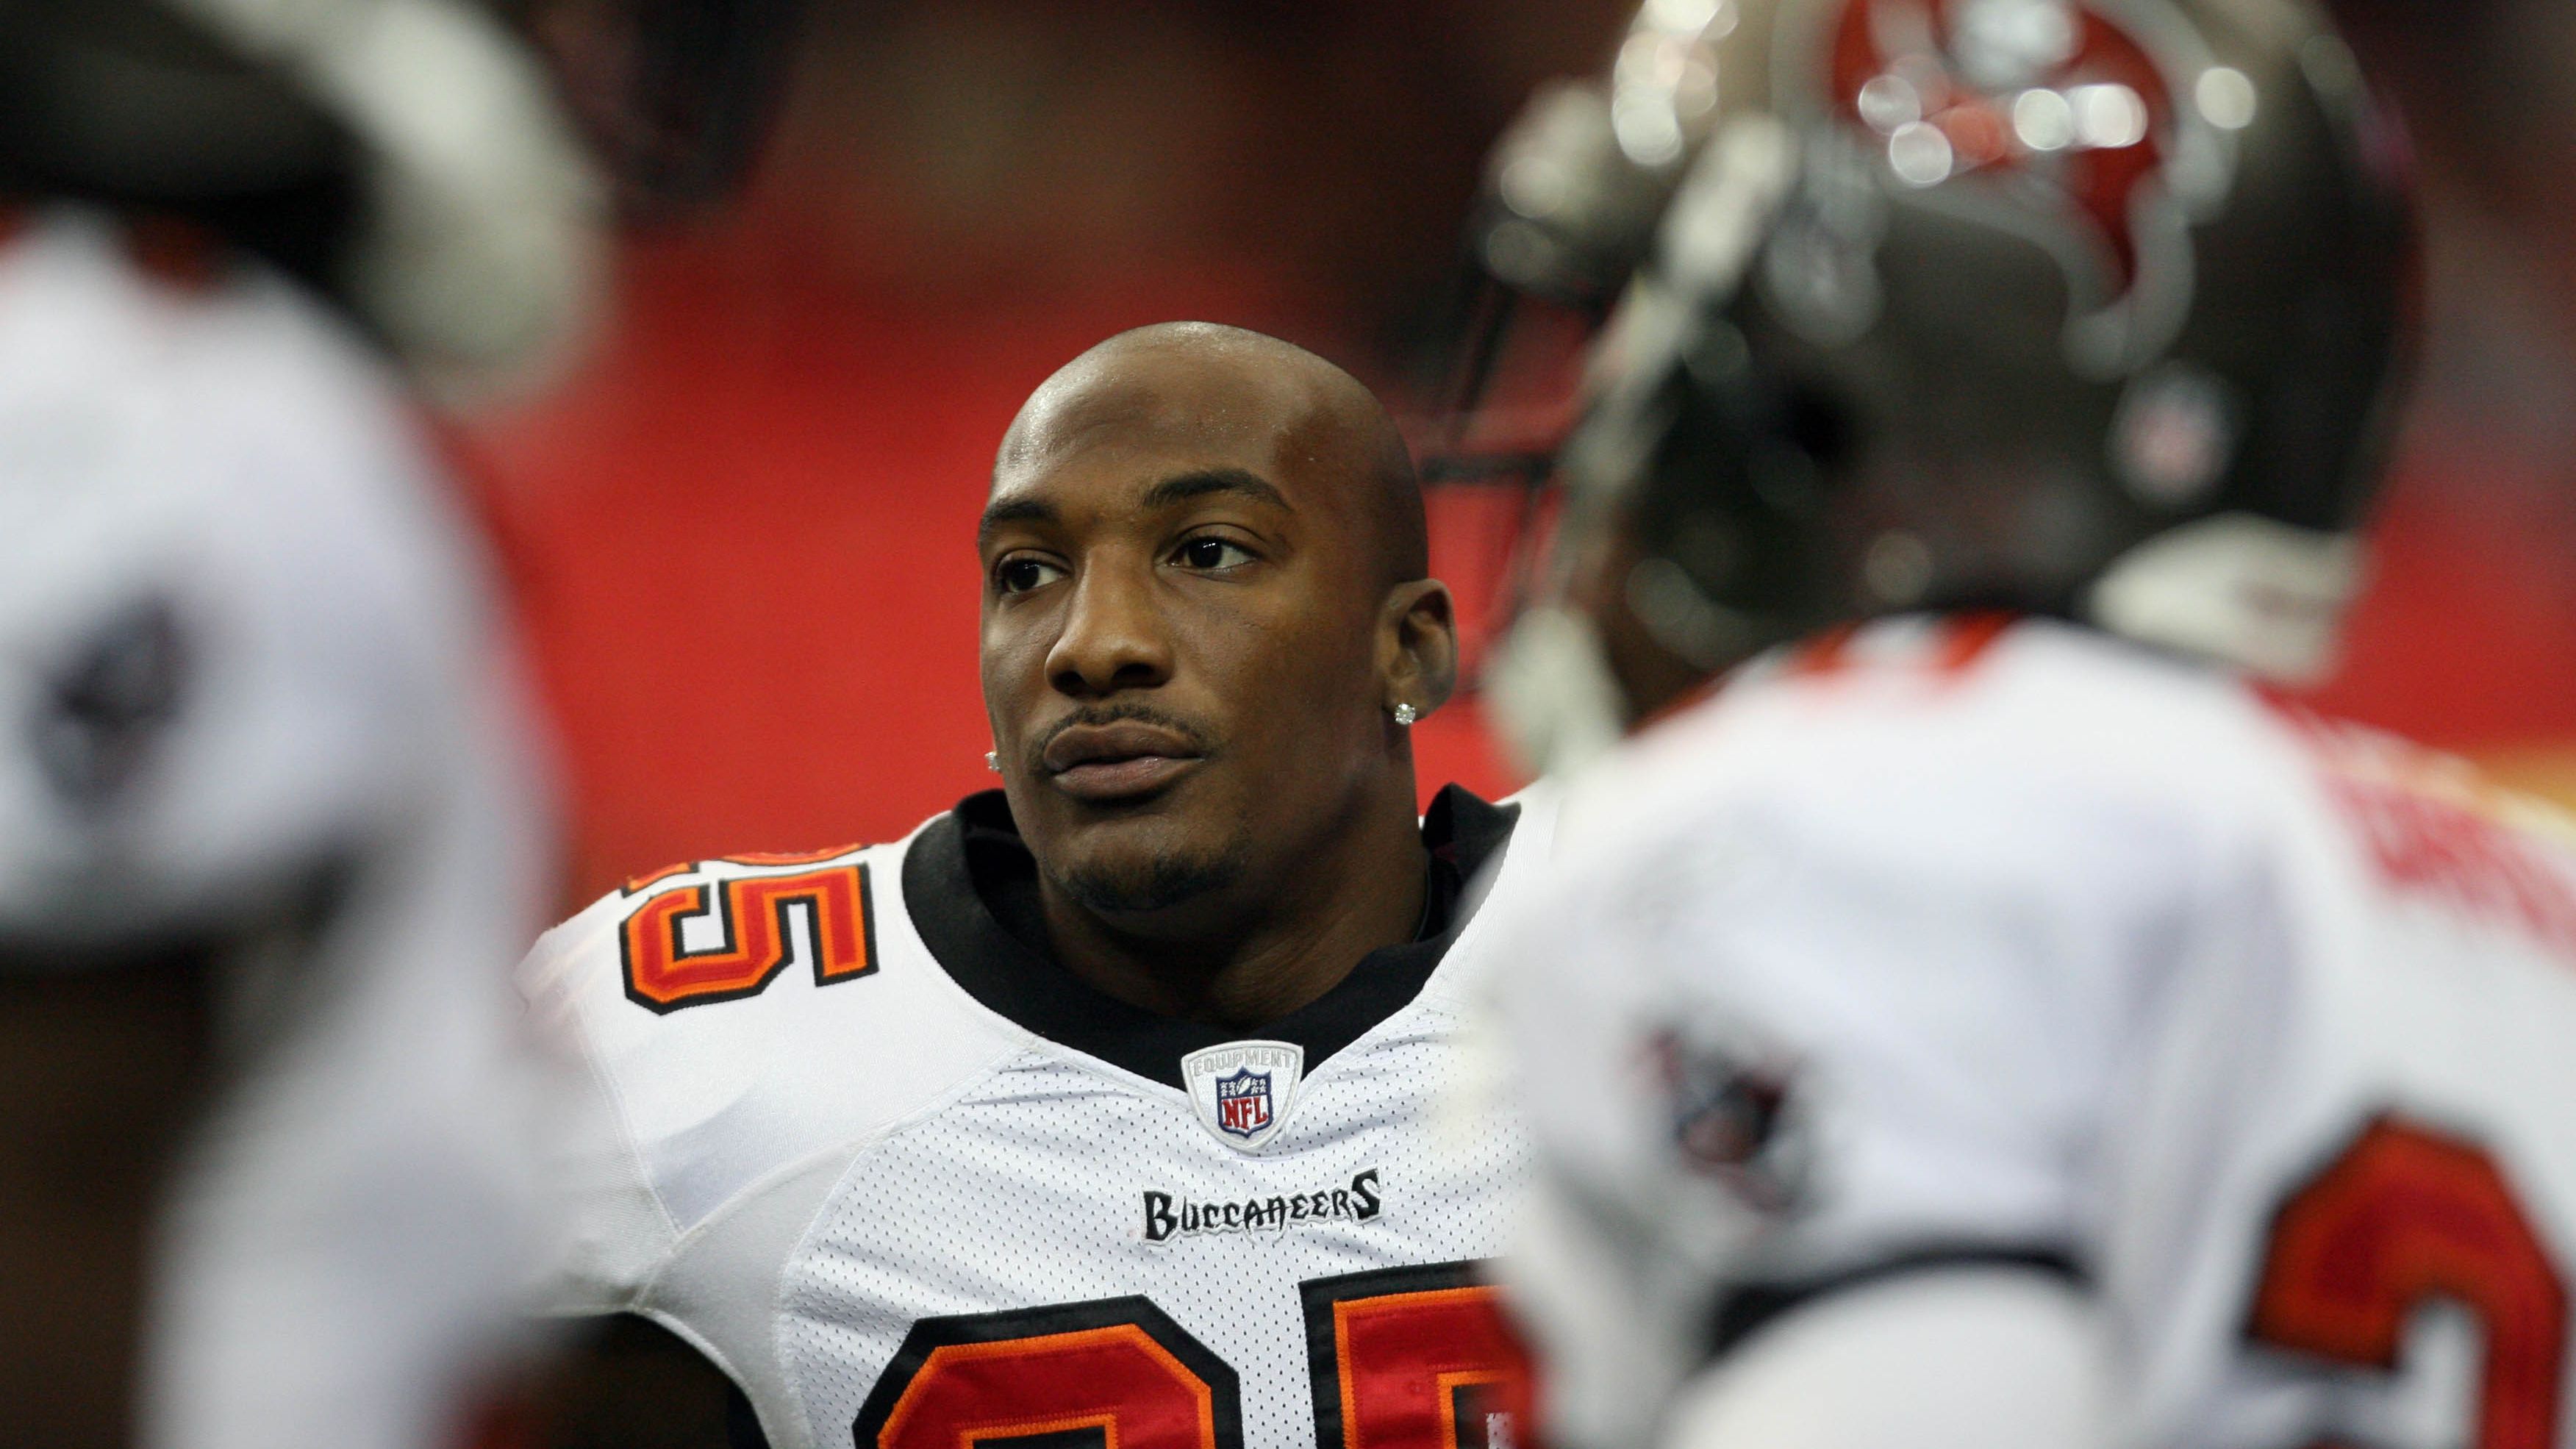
[996,322,1428,587]
[978,321,1462,944]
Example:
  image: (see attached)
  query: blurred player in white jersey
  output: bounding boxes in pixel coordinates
[0,209,565,1448]
[517,323,1554,1449]
[1432,2,2576,1448]
[0,0,788,1442]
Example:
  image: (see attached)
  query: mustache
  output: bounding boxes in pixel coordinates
[1026,703,1215,770]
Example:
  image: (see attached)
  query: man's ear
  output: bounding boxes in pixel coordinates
[1378,579,1459,719]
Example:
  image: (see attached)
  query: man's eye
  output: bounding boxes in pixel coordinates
[995,557,1065,594]
[1174,537,1255,570]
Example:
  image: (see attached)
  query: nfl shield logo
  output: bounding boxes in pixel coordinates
[1181,1040,1302,1151]
[1214,1068,1272,1137]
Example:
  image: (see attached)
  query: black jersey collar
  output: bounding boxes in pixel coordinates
[901,786,1519,1091]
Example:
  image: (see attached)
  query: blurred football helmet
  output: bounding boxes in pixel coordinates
[1464,0,2415,770]
[0,0,798,399]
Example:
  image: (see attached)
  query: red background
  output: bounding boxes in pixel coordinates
[465,2,2576,904]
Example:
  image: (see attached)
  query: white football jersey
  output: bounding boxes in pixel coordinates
[0,210,558,1447]
[523,784,1557,1449]
[1488,615,2576,1449]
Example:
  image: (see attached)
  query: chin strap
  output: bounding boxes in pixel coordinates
[173,0,607,404]
[2085,512,2364,687]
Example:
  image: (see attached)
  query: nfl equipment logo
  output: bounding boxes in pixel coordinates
[1181,1040,1303,1151]
[1214,1068,1272,1137]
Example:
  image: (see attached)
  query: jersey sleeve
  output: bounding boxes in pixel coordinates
[509,831,1035,1331]
[1487,698,2280,1449]
[517,909,684,1316]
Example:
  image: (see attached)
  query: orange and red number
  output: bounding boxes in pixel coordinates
[1303,1264,1530,1449]
[855,1299,1238,1449]
[619,857,876,1013]
[2250,1115,2569,1449]
[852,1264,1530,1449]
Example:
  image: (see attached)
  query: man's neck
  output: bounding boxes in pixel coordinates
[1035,783,1431,1031]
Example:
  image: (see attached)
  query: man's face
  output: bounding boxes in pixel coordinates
[978,351,1392,917]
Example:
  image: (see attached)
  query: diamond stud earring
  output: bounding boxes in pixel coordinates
[1392,703,1418,726]
[985,751,1001,772]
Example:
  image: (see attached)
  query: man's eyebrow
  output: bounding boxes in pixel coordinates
[1138,467,1292,513]
[978,495,1057,548]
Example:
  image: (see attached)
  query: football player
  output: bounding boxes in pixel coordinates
[1453,3,2576,1449]
[0,0,789,1443]
[518,322,1556,1449]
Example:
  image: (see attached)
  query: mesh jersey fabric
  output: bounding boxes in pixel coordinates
[522,783,1559,1449]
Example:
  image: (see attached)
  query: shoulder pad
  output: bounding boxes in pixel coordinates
[520,820,1028,1243]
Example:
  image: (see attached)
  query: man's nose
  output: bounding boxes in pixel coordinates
[1045,557,1173,697]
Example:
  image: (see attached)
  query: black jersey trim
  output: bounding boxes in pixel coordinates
[900,785,1519,1091]
[725,1379,769,1449]
[1706,1243,2086,1361]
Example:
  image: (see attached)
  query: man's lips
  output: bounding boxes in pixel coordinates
[1040,720,1205,801]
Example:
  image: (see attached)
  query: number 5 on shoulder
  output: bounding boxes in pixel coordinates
[618,854,877,1013]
